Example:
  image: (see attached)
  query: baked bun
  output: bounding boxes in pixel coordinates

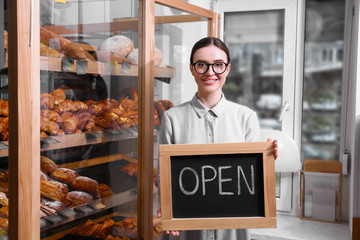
[51,167,79,184]
[67,191,94,207]
[40,156,58,174]
[71,176,99,195]
[0,192,8,207]
[40,180,68,202]
[99,35,134,58]
[127,48,163,66]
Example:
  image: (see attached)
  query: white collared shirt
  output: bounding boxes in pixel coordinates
[160,94,260,145]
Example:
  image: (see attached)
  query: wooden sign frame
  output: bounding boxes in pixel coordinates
[159,142,277,231]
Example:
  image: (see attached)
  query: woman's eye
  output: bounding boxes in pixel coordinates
[197,63,206,67]
[214,62,224,67]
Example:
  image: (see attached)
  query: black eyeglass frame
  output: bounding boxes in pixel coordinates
[191,61,229,74]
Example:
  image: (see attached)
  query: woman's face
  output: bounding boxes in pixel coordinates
[190,45,231,97]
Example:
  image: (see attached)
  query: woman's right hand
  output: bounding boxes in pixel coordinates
[157,208,181,236]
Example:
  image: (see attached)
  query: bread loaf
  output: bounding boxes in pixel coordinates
[40,42,64,58]
[71,176,99,195]
[40,156,58,174]
[51,167,79,184]
[99,35,134,58]
[127,47,163,66]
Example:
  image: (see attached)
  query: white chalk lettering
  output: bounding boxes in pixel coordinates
[219,166,233,195]
[179,167,199,195]
[201,165,217,196]
[237,165,255,195]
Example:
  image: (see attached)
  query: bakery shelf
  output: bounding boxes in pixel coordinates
[40,128,144,152]
[58,153,137,170]
[40,188,138,238]
[39,56,175,78]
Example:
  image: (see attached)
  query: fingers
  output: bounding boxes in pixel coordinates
[157,208,161,218]
[165,230,180,236]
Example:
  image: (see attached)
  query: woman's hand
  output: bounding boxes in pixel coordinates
[157,208,181,236]
[267,138,278,159]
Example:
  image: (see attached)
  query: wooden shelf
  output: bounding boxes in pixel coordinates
[40,56,175,78]
[0,128,159,157]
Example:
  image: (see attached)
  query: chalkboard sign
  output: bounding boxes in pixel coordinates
[159,142,276,231]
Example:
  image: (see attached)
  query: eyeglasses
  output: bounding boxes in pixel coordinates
[192,61,229,74]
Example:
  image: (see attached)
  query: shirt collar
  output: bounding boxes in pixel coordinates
[190,93,227,118]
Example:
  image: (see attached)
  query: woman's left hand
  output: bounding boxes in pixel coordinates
[267,138,278,160]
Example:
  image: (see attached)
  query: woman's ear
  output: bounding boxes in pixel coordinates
[189,63,195,76]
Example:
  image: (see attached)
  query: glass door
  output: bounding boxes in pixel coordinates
[219,0,299,211]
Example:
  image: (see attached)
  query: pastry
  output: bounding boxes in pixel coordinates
[99,35,134,58]
[158,100,174,110]
[40,93,55,110]
[50,88,66,105]
[0,218,8,228]
[40,42,64,58]
[71,176,99,195]
[66,191,94,207]
[127,47,163,66]
[40,156,57,174]
[51,167,79,184]
[0,192,8,207]
[0,100,8,117]
[54,100,76,112]
[96,50,131,63]
[40,117,60,135]
[98,184,113,198]
[60,112,79,134]
[40,180,67,202]
[119,88,138,103]
[41,110,60,122]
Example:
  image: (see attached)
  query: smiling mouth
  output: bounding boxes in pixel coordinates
[203,79,217,84]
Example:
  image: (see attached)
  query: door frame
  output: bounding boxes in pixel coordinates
[218,0,302,212]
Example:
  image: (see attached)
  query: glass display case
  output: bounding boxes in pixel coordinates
[2,0,217,239]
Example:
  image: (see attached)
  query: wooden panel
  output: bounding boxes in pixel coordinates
[8,0,40,239]
[138,0,155,239]
[155,0,214,19]
[353,217,360,240]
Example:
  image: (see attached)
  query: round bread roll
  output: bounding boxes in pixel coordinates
[127,48,163,66]
[99,35,134,58]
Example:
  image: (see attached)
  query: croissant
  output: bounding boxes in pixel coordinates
[0,100,8,117]
[77,112,95,131]
[54,100,76,113]
[40,93,55,110]
[109,108,124,117]
[40,42,64,58]
[40,117,60,135]
[88,102,107,116]
[98,98,117,111]
[60,112,79,134]
[41,110,60,122]
[55,129,65,136]
[72,101,88,112]
[50,88,66,105]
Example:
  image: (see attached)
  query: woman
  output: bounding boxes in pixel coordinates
[159,37,277,240]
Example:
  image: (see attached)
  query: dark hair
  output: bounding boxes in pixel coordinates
[190,37,230,64]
